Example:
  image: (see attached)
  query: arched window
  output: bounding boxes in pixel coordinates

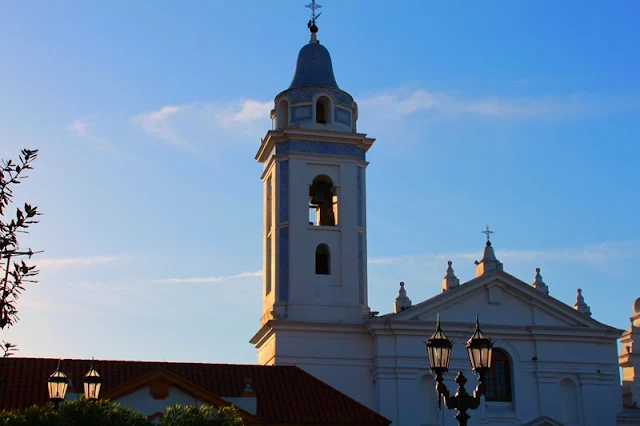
[316,96,331,124]
[315,244,330,275]
[309,175,338,226]
[276,99,289,129]
[485,348,513,402]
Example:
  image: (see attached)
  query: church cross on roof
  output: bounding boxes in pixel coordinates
[481,225,494,245]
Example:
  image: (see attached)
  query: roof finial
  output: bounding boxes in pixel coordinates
[306,1,322,42]
[394,281,412,313]
[532,267,550,295]
[475,226,503,277]
[442,260,460,292]
[481,225,494,247]
[574,288,592,317]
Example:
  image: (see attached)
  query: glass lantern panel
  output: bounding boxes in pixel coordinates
[49,381,67,399]
[442,346,452,369]
[47,381,56,398]
[427,347,436,368]
[433,347,442,368]
[485,346,493,368]
[84,382,102,399]
[470,347,482,370]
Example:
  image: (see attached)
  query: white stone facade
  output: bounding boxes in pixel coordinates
[253,264,640,425]
[252,28,640,426]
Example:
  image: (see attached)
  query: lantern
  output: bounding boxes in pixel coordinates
[83,362,102,400]
[466,316,493,374]
[47,360,69,405]
[425,315,453,375]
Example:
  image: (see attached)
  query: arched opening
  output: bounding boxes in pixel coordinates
[315,244,330,275]
[316,96,331,124]
[559,378,579,423]
[309,175,338,226]
[485,348,513,402]
[276,99,289,129]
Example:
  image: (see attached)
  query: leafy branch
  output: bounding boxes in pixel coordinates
[0,148,40,357]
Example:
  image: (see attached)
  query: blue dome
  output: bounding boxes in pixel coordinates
[288,42,339,90]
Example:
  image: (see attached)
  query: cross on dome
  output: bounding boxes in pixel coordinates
[306,0,323,33]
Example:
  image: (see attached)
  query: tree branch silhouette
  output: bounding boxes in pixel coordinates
[0,149,40,357]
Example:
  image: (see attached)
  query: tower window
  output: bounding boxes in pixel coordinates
[276,99,289,129]
[309,175,337,226]
[316,96,331,124]
[266,176,273,230]
[485,349,513,402]
[315,244,330,275]
[266,236,272,295]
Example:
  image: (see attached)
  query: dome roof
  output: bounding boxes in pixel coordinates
[289,42,339,90]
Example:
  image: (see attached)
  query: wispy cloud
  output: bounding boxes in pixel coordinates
[360,89,599,120]
[130,99,271,151]
[130,105,194,150]
[38,255,121,269]
[155,270,262,284]
[68,119,113,151]
[216,100,272,126]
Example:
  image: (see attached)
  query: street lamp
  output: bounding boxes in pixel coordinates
[83,360,102,400]
[425,316,493,426]
[47,359,69,409]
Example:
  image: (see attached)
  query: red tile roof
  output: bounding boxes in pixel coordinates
[0,358,390,425]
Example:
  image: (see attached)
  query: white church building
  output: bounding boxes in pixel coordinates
[3,10,640,426]
[249,19,640,426]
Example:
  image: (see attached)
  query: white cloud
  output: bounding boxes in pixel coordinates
[67,119,113,151]
[130,100,272,151]
[360,89,597,120]
[216,100,273,126]
[155,270,262,284]
[38,255,121,269]
[130,105,193,150]
[69,119,89,137]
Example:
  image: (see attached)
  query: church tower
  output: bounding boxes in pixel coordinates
[255,19,375,326]
[251,12,377,408]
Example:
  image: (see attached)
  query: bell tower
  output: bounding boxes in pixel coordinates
[255,19,375,327]
[250,11,377,408]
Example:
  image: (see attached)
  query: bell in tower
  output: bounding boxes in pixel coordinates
[309,177,336,226]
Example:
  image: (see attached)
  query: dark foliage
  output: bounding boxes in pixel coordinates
[0,398,151,426]
[0,149,40,356]
[0,400,246,426]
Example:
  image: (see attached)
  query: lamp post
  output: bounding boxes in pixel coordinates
[83,359,102,400]
[425,316,493,426]
[47,359,69,409]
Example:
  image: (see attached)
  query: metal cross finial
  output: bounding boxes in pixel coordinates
[305,0,323,26]
[481,225,494,242]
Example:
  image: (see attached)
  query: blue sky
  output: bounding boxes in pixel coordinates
[1,1,639,364]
